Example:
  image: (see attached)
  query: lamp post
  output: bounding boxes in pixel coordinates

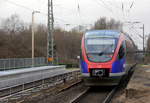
[32,11,40,67]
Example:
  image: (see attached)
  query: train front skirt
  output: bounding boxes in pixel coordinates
[82,72,125,86]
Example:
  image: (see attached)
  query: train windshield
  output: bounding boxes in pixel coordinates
[85,37,116,62]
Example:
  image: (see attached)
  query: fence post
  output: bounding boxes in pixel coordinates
[14,58,15,69]
[4,60,6,71]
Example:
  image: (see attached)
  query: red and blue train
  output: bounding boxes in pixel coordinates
[80,30,136,86]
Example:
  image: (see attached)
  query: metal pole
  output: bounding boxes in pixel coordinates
[143,24,145,63]
[47,0,54,64]
[32,11,40,67]
[143,24,145,52]
[47,0,50,64]
[32,12,35,67]
[51,0,54,65]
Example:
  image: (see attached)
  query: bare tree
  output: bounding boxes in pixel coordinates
[94,17,107,29]
[92,17,123,31]
[1,14,25,34]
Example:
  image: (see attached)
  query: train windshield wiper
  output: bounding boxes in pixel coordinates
[98,44,113,56]
[98,52,104,56]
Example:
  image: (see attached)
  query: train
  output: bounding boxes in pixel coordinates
[80,30,136,86]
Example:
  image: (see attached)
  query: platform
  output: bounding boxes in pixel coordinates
[0,66,78,91]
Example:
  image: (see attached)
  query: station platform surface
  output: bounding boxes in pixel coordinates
[0,66,65,76]
[0,66,79,91]
[112,65,150,103]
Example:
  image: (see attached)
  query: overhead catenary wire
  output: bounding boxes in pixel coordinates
[4,0,33,11]
[120,0,132,22]
[132,28,143,39]
[127,0,134,14]
[1,0,115,23]
[103,0,121,10]
[102,0,128,22]
[96,0,113,13]
[38,0,47,13]
[122,0,137,38]
[99,0,125,13]
[109,0,122,10]
[127,25,143,42]
[123,0,135,21]
[3,0,137,31]
[91,0,121,21]
[130,1,134,9]
[4,0,49,17]
[3,0,54,24]
[99,0,126,20]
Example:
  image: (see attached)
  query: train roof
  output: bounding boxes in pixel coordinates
[84,30,136,47]
[85,30,121,38]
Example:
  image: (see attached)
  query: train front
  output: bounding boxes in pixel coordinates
[80,30,122,86]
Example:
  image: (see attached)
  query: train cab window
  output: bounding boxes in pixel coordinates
[118,41,126,59]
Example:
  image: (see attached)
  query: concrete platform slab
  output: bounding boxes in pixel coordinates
[0,66,78,91]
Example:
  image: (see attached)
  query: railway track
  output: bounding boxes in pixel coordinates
[71,64,137,103]
[71,86,116,103]
[2,79,83,103]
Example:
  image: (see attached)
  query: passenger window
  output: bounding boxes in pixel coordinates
[118,41,126,59]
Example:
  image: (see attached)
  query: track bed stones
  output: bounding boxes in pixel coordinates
[71,86,116,103]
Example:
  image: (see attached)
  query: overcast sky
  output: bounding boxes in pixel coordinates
[0,0,150,49]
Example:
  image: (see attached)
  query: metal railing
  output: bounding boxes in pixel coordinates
[0,57,47,70]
